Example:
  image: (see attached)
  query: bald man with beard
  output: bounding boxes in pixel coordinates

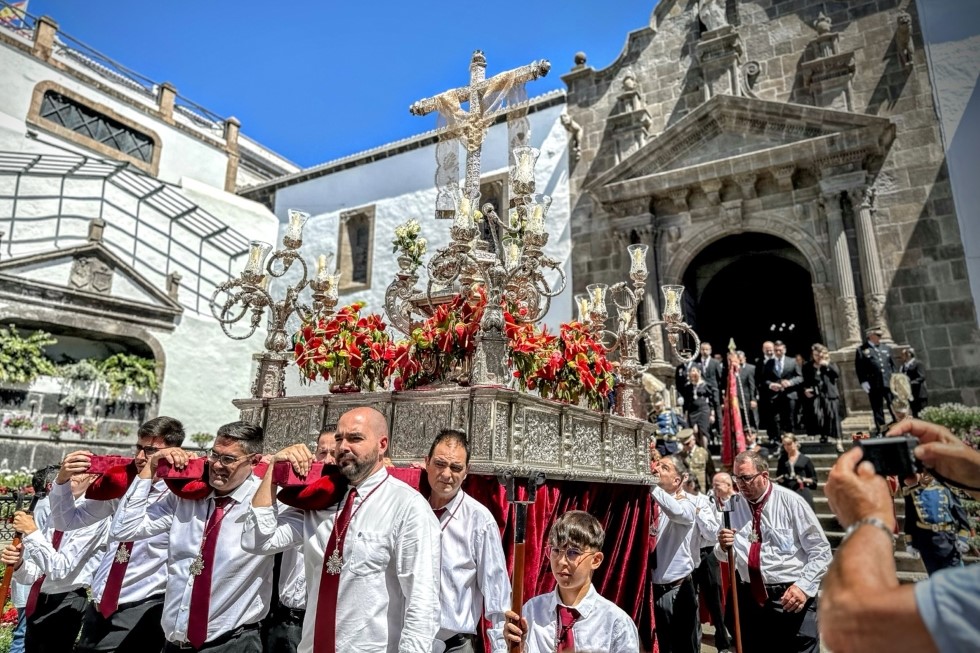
[243,407,441,653]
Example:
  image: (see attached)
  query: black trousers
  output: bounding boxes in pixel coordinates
[693,550,732,650]
[869,388,895,432]
[263,606,305,653]
[726,581,819,653]
[24,588,88,653]
[768,396,797,440]
[76,595,165,653]
[163,624,262,653]
[653,575,699,653]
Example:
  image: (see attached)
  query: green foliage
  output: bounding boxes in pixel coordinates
[190,432,213,449]
[0,325,57,385]
[58,359,104,408]
[99,353,158,400]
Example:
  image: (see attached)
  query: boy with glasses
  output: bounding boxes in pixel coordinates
[48,416,185,653]
[111,421,272,652]
[503,510,638,652]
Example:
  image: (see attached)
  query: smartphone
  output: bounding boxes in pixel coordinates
[858,436,922,477]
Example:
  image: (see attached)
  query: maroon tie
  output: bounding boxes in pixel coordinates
[747,484,774,606]
[186,496,232,648]
[556,605,579,653]
[99,541,134,618]
[25,530,64,619]
[313,488,358,653]
[433,507,447,519]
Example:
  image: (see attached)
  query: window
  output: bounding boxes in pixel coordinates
[29,82,161,174]
[338,206,375,291]
[479,174,508,245]
[39,91,154,162]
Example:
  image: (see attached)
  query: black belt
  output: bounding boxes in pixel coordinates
[654,574,691,591]
[168,622,260,650]
[273,605,306,622]
[738,580,798,600]
[94,593,164,615]
[443,632,478,649]
[41,587,87,602]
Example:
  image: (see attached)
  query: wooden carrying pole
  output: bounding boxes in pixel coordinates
[722,503,743,653]
[0,491,39,606]
[506,473,544,653]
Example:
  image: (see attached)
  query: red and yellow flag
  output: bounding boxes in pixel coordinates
[0,1,29,27]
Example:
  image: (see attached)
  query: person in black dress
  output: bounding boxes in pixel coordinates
[900,347,928,418]
[775,433,817,509]
[804,343,846,453]
[682,365,713,444]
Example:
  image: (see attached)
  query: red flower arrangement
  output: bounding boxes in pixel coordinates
[391,287,487,390]
[505,312,615,410]
[293,302,393,391]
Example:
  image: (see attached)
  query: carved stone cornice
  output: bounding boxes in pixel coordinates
[734,172,757,199]
[668,188,690,212]
[701,179,723,205]
[772,165,796,192]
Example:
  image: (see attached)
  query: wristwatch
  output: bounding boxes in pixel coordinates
[841,517,895,547]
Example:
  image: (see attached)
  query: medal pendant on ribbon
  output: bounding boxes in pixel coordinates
[325,549,344,575]
[749,531,760,543]
[114,544,131,564]
[190,554,205,576]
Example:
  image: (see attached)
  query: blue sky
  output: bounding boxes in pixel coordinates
[29,1,659,167]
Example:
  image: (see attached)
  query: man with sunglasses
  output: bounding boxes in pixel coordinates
[48,416,185,653]
[111,421,272,652]
[424,429,510,653]
[650,454,700,653]
[715,450,831,653]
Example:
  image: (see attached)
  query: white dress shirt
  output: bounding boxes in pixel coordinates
[650,485,696,584]
[10,497,51,608]
[433,489,510,651]
[13,508,109,595]
[48,479,171,605]
[242,467,441,653]
[521,585,639,653]
[278,546,307,610]
[688,492,720,565]
[111,474,273,645]
[712,483,831,597]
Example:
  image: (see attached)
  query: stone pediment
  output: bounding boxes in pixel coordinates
[587,95,895,207]
[0,242,183,330]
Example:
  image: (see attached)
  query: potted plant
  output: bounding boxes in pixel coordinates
[58,359,105,411]
[0,467,33,495]
[293,302,393,392]
[0,325,57,388]
[190,432,213,450]
[99,353,158,403]
[2,414,34,434]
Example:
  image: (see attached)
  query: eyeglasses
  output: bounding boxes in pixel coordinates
[548,546,595,564]
[734,472,765,484]
[134,445,160,456]
[207,451,249,467]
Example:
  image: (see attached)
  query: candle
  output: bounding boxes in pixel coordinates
[587,283,608,315]
[515,152,533,184]
[528,204,544,234]
[628,243,648,276]
[662,284,685,318]
[505,240,521,269]
[244,240,272,276]
[576,295,590,321]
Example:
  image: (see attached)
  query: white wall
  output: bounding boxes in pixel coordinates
[271,102,572,396]
[919,0,980,326]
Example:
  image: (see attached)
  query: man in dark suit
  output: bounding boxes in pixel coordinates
[736,350,758,430]
[855,326,897,434]
[696,342,724,444]
[675,356,696,407]
[900,347,927,418]
[755,341,776,437]
[761,340,802,441]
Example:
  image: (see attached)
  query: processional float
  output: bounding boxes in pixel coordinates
[211,50,700,632]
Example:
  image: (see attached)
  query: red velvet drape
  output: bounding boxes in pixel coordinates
[392,468,658,651]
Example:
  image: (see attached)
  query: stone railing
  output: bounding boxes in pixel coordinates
[234,387,656,485]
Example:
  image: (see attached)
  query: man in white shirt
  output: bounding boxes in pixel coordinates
[650,455,699,653]
[716,450,831,653]
[1,469,109,653]
[243,406,441,653]
[263,425,337,653]
[111,421,271,652]
[424,429,510,653]
[685,478,729,653]
[49,416,185,653]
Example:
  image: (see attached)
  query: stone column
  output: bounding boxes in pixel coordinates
[820,190,862,347]
[157,82,177,123]
[849,185,892,341]
[223,116,241,193]
[32,16,58,61]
